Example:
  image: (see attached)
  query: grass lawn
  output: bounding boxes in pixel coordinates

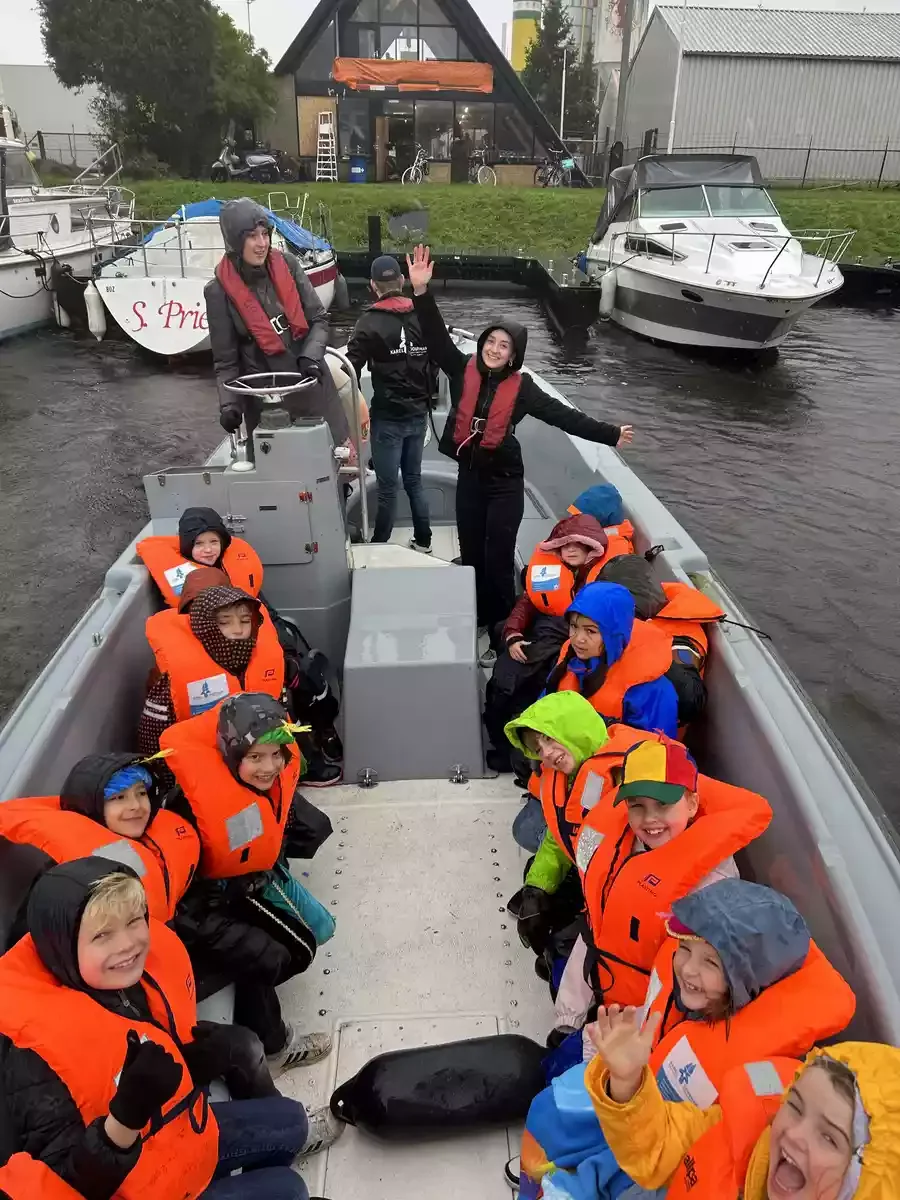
[120,178,900,263]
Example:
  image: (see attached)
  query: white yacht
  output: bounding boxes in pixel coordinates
[0,137,134,341]
[582,154,854,351]
[93,198,340,356]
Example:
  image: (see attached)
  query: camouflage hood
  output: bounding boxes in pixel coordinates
[216,691,292,776]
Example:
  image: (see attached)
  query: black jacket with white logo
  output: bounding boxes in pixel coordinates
[346,296,438,421]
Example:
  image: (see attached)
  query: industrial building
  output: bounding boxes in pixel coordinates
[511,0,541,71]
[621,6,900,182]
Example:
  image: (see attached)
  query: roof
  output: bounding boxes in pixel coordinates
[273,0,584,179]
[655,7,900,60]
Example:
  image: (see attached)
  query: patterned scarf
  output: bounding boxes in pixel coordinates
[189,585,260,681]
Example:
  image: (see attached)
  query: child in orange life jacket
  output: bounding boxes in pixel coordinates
[484,514,613,775]
[584,1018,897,1200]
[137,506,264,608]
[0,858,339,1200]
[166,693,334,1079]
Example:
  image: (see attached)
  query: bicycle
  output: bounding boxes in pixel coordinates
[401,144,430,185]
[468,147,497,186]
[534,148,575,188]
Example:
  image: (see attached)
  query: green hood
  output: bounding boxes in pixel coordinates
[504,691,609,767]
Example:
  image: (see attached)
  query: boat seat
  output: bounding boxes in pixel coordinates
[342,564,485,782]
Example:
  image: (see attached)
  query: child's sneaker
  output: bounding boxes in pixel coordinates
[408,538,432,554]
[300,1105,345,1156]
[504,1156,521,1189]
[267,1024,333,1077]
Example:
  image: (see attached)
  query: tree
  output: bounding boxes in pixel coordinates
[520,0,598,141]
[38,0,274,176]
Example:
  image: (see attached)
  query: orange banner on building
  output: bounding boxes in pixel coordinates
[332,58,493,93]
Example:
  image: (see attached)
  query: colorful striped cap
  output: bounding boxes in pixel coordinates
[613,738,698,806]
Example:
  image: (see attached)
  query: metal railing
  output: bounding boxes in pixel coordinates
[607,226,856,290]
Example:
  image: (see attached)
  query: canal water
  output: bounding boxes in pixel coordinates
[1,294,898,825]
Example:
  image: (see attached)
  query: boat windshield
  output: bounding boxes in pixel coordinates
[639,184,777,220]
[3,148,43,188]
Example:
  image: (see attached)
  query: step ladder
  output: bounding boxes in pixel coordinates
[315,111,338,182]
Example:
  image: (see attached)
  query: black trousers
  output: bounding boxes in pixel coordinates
[456,466,525,636]
[234,978,287,1057]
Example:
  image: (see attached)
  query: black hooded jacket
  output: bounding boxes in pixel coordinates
[413,287,622,476]
[59,754,165,825]
[346,295,438,421]
[177,507,232,563]
[1,859,147,1200]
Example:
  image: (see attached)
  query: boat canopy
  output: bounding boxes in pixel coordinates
[592,154,766,244]
[151,197,332,253]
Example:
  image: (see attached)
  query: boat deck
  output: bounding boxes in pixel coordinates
[278,778,552,1198]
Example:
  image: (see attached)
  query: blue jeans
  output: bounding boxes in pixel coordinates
[201,1097,309,1199]
[370,413,431,547]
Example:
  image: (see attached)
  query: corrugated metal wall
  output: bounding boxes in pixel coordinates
[676,55,900,182]
[621,16,680,155]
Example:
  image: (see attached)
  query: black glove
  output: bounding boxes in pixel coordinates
[108,1030,184,1130]
[296,356,323,382]
[182,1021,236,1087]
[219,405,243,433]
[508,885,554,954]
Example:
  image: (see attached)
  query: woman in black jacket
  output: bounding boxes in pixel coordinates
[406,244,634,645]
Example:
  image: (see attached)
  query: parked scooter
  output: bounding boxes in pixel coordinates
[211,139,280,184]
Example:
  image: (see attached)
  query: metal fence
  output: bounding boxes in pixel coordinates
[22,130,100,170]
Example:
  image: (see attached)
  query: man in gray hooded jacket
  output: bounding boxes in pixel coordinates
[204,197,349,446]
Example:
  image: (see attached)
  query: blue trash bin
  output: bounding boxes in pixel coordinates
[349,155,367,183]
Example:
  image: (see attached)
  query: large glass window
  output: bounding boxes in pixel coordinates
[456,102,494,153]
[415,100,453,159]
[380,24,418,58]
[343,23,378,57]
[457,34,476,60]
[339,98,370,155]
[419,0,451,22]
[348,0,378,17]
[705,186,777,217]
[418,26,457,58]
[380,0,417,19]
[639,186,709,217]
[4,150,42,187]
[495,104,533,159]
[297,20,336,81]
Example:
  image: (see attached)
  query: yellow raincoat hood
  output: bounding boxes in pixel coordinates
[744,1041,900,1199]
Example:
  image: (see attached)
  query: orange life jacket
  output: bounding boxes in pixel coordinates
[452,360,521,451]
[574,767,772,1006]
[0,922,219,1200]
[535,724,652,855]
[553,620,673,724]
[161,705,301,878]
[0,1155,83,1199]
[664,1057,800,1200]
[643,937,855,1108]
[524,545,640,618]
[137,534,263,608]
[146,608,284,723]
[650,581,725,675]
[0,796,199,922]
[599,519,635,563]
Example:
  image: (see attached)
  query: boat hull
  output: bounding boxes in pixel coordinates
[608,262,839,350]
[0,244,116,342]
[96,256,339,356]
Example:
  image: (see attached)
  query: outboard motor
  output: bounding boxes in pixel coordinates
[142,354,367,670]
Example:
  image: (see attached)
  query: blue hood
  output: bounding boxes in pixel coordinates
[671,879,811,1012]
[566,581,635,666]
[570,483,624,526]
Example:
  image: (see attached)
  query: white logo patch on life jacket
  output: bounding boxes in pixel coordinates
[530,563,563,593]
[225,802,265,852]
[576,825,605,874]
[94,840,148,877]
[187,673,230,715]
[163,562,198,596]
[580,772,605,812]
[657,1035,719,1107]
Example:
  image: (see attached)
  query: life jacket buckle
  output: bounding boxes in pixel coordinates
[470,416,486,435]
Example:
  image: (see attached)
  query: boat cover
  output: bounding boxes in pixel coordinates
[592,154,766,243]
[143,198,331,253]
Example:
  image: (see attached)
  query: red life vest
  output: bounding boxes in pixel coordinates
[161,705,301,878]
[650,581,725,675]
[0,922,219,1200]
[137,535,263,608]
[370,296,414,313]
[452,359,521,451]
[214,249,309,356]
[0,1155,83,1199]
[145,608,284,723]
[664,1058,800,1200]
[553,621,673,724]
[0,796,199,922]
[574,765,772,1006]
[643,937,855,1108]
[535,724,652,856]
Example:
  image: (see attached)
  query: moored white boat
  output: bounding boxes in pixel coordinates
[581,154,855,350]
[93,198,339,356]
[0,343,898,1195]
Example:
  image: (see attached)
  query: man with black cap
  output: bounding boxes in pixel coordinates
[205,197,350,449]
[347,255,437,551]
